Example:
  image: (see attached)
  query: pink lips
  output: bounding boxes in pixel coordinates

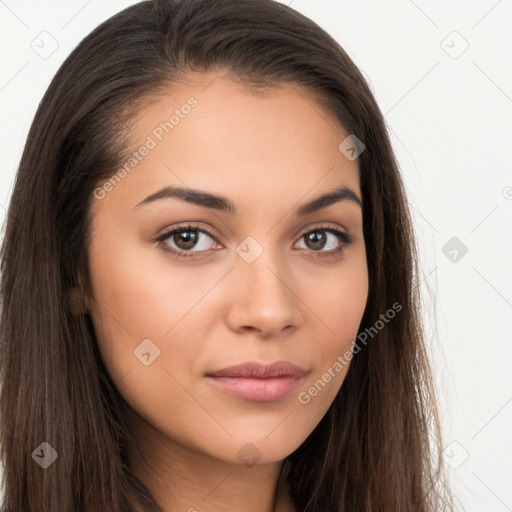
[205,361,307,402]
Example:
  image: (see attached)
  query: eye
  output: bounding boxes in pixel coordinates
[294,224,354,259]
[155,222,354,260]
[156,223,219,259]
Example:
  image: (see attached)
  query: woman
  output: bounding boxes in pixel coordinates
[0,0,458,510]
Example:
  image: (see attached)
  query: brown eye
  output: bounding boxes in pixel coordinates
[295,226,354,257]
[170,229,200,250]
[155,223,354,260]
[303,231,328,251]
[156,224,219,259]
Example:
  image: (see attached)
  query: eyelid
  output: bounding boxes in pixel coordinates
[154,221,353,258]
[154,222,220,257]
[154,222,220,243]
[297,222,348,239]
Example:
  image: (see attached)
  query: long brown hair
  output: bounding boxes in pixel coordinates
[0,0,458,510]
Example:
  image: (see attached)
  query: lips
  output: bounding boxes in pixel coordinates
[205,361,307,402]
[205,360,307,379]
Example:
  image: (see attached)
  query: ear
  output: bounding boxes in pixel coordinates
[68,287,90,316]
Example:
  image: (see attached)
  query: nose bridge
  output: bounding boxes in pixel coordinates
[237,232,289,290]
[228,235,301,334]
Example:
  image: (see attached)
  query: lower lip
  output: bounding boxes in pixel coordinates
[206,375,302,402]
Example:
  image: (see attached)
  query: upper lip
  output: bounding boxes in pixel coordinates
[206,361,307,379]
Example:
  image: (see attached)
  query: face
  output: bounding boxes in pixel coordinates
[86,74,368,469]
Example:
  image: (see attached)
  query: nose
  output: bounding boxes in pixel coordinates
[225,247,303,337]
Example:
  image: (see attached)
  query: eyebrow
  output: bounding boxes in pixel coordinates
[134,185,362,215]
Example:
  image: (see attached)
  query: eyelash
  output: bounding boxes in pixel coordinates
[155,222,354,260]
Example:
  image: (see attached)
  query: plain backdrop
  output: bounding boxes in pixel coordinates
[0,1,511,510]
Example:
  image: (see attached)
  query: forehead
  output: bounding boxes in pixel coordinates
[92,73,361,218]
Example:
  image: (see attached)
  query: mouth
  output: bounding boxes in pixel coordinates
[205,361,307,402]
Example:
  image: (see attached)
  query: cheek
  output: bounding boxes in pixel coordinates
[309,254,368,344]
[297,256,368,406]
[87,230,214,393]
[88,230,187,340]
[86,241,202,433]
[87,231,168,376]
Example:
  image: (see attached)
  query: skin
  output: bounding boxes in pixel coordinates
[84,73,369,512]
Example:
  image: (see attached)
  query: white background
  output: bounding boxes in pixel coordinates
[0,1,511,510]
